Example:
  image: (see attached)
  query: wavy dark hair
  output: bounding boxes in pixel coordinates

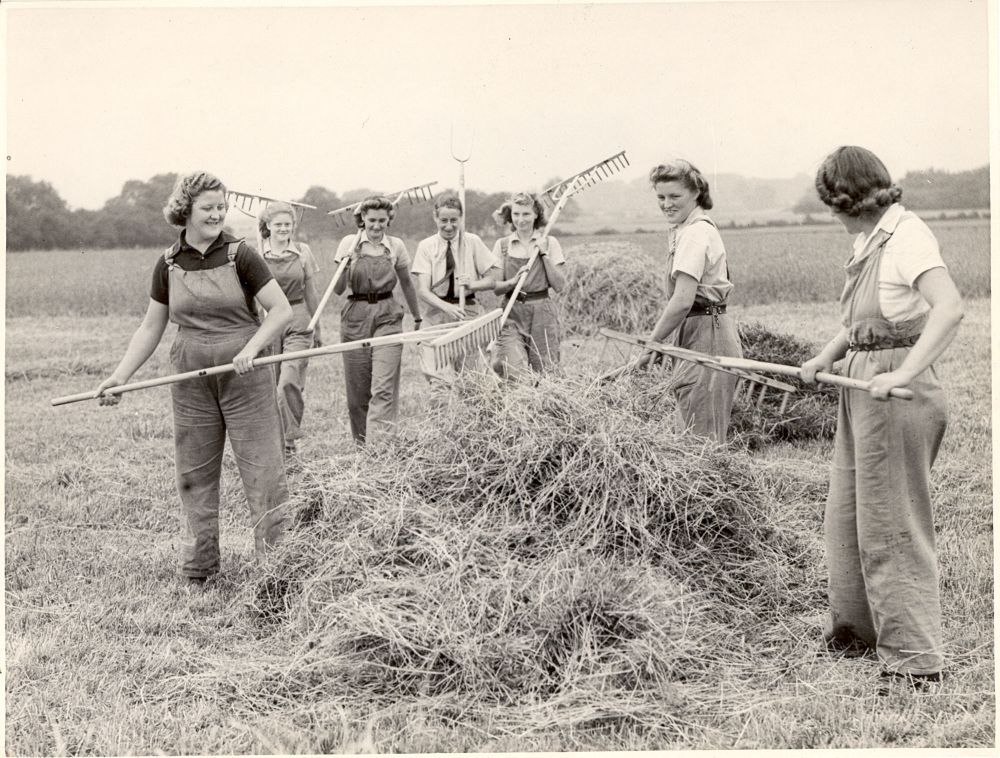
[163,171,227,227]
[352,195,396,228]
[493,192,546,230]
[434,193,464,216]
[648,160,713,210]
[258,201,297,239]
[815,146,902,217]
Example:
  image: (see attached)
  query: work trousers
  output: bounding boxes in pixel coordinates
[170,329,288,577]
[275,301,313,445]
[670,311,742,442]
[825,347,947,674]
[341,299,404,444]
[493,298,560,381]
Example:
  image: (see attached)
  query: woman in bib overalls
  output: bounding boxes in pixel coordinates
[642,160,742,443]
[258,201,322,456]
[802,146,963,688]
[490,192,567,381]
[96,171,293,585]
[332,195,422,444]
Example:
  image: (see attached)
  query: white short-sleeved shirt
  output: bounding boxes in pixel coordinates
[411,232,499,296]
[492,232,565,293]
[851,204,945,321]
[665,207,733,303]
[334,230,410,270]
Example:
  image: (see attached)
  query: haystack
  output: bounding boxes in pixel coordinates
[561,242,661,336]
[243,371,820,736]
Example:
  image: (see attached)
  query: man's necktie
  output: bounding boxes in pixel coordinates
[445,240,455,299]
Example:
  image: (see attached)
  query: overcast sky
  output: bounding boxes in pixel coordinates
[4,0,992,211]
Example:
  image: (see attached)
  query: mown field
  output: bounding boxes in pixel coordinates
[5,220,993,754]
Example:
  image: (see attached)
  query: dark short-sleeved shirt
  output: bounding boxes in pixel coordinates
[150,231,274,314]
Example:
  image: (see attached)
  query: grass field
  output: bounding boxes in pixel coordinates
[5,221,993,753]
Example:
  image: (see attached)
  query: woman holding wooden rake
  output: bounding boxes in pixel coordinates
[642,159,742,442]
[95,171,293,586]
[332,195,422,444]
[490,192,567,380]
[259,201,322,457]
[801,146,963,690]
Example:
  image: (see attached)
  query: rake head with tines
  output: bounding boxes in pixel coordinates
[419,309,504,377]
[226,190,317,220]
[326,181,438,228]
[540,150,630,211]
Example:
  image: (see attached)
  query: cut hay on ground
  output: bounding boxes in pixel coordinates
[730,321,839,447]
[238,371,822,741]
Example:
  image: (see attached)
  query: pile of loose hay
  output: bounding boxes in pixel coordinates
[560,242,661,336]
[241,371,821,740]
[731,321,840,447]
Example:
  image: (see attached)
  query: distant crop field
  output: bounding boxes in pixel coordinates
[7,219,988,319]
[563,218,990,305]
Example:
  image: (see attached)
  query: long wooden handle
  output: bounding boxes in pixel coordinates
[51,324,458,407]
[710,356,915,400]
[307,255,351,332]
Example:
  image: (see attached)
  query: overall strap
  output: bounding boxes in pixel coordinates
[164,241,181,270]
[226,240,242,266]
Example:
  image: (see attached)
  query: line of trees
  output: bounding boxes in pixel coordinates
[792,165,989,215]
[6,174,580,251]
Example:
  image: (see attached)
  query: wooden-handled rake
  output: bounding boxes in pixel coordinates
[308,182,439,331]
[597,329,914,401]
[51,321,462,407]
[419,151,630,378]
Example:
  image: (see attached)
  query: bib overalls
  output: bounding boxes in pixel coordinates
[340,247,405,444]
[824,215,947,675]
[493,238,560,379]
[165,242,288,578]
[264,249,314,447]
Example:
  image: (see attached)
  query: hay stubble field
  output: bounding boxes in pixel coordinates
[5,220,993,753]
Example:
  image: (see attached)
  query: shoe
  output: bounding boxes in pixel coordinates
[185,576,207,590]
[877,669,943,695]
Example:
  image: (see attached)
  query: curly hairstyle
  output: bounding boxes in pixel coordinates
[258,201,297,239]
[815,146,902,217]
[492,191,546,230]
[352,195,396,228]
[163,171,227,227]
[433,193,464,216]
[648,160,713,210]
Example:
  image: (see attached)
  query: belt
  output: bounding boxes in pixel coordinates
[348,292,393,304]
[686,302,727,317]
[441,295,476,305]
[508,290,549,304]
[287,298,304,306]
[848,334,921,351]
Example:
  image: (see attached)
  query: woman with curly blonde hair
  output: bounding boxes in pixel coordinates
[96,171,293,586]
[331,195,421,444]
[801,145,963,690]
[490,191,567,380]
[258,201,322,456]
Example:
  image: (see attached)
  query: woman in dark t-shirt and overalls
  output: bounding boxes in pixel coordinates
[96,171,293,587]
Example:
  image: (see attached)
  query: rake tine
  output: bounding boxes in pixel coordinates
[779,391,791,415]
[756,384,768,408]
